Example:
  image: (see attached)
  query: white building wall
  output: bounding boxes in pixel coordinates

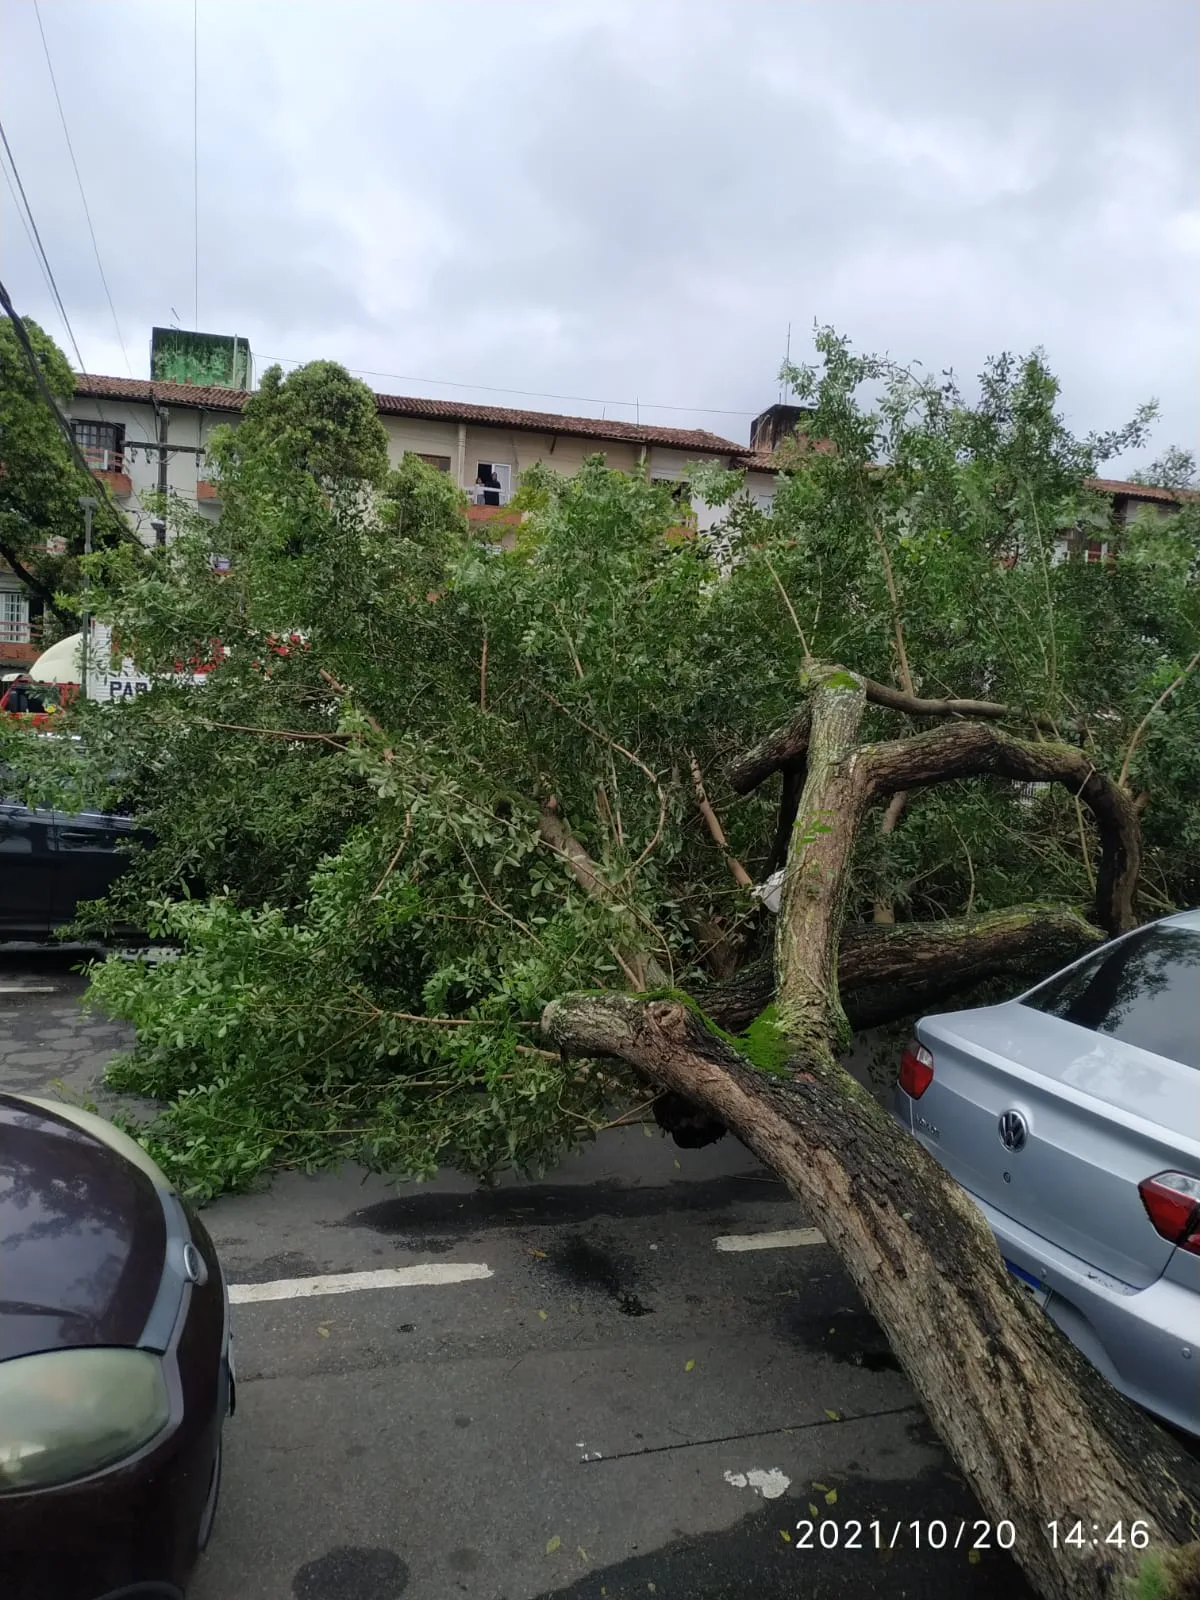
[69,396,238,538]
[382,417,461,474]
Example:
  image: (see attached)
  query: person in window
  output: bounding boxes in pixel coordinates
[476,464,502,507]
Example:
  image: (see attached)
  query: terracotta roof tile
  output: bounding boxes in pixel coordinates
[370,390,744,453]
[1085,476,1194,504]
[74,374,249,412]
[73,373,743,454]
[71,377,1195,503]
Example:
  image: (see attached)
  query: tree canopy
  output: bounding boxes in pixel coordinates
[6,336,1200,1599]
[3,336,1196,1201]
[0,317,95,623]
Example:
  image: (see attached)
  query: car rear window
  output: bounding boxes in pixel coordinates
[1021,924,1200,1069]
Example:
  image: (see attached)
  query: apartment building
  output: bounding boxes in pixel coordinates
[63,373,782,537]
[0,339,1190,670]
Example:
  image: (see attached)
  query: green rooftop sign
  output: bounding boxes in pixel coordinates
[150,328,250,390]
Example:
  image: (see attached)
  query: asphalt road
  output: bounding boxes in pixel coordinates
[1,956,1033,1600]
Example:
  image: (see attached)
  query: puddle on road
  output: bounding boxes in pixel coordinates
[548,1234,654,1317]
[292,1545,408,1599]
[778,1302,901,1374]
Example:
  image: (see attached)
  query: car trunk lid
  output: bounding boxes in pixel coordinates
[913,1004,1200,1289]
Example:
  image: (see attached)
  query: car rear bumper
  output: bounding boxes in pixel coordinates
[963,1181,1200,1437]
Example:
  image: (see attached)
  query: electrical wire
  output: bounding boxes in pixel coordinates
[33,0,132,376]
[0,273,141,548]
[255,353,759,420]
[193,0,199,328]
[0,148,62,330]
[0,116,85,373]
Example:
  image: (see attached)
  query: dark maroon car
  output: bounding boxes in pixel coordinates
[0,1092,233,1599]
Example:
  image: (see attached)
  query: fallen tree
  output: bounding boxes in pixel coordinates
[9,334,1200,1599]
[545,667,1200,1600]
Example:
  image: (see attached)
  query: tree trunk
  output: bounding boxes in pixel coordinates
[542,993,1200,1600]
[543,668,1200,1600]
[701,905,1106,1033]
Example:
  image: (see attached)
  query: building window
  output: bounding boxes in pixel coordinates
[1085,540,1109,564]
[653,477,698,532]
[72,420,125,472]
[413,452,451,472]
[472,462,513,506]
[0,587,31,644]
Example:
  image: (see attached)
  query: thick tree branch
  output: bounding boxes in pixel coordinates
[728,705,811,794]
[861,721,1140,933]
[859,676,1059,726]
[699,906,1105,1034]
[773,670,869,1054]
[731,677,1062,795]
[542,991,1200,1600]
[689,754,753,888]
[0,535,73,625]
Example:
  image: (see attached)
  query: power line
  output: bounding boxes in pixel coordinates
[0,273,140,548]
[0,148,62,327]
[0,115,85,373]
[32,0,132,376]
[255,352,759,420]
[193,0,199,328]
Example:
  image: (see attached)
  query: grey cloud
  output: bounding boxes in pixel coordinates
[1,0,1195,465]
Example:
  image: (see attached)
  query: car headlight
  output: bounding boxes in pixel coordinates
[0,1349,171,1492]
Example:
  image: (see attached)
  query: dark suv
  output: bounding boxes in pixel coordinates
[0,793,133,938]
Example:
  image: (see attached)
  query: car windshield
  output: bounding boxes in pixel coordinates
[2,681,66,715]
[1020,924,1200,1070]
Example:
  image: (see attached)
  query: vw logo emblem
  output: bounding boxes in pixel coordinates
[998,1110,1028,1152]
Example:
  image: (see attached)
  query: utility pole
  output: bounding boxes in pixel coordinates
[153,400,169,544]
[77,495,97,699]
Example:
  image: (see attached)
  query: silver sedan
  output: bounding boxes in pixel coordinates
[894,909,1200,1436]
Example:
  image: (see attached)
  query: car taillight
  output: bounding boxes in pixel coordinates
[1138,1172,1200,1255]
[898,1041,934,1099]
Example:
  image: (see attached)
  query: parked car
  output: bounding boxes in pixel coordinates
[0,1092,233,1598]
[0,786,135,938]
[894,909,1200,1436]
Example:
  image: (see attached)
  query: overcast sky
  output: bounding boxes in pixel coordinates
[1,0,1196,468]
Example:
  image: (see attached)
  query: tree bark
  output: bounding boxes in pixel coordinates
[861,722,1141,935]
[543,668,1199,1600]
[0,533,73,625]
[541,993,1200,1600]
[701,904,1106,1033]
[772,670,870,1054]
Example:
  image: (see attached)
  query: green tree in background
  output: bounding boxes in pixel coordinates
[0,317,92,626]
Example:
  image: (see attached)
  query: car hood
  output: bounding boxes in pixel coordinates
[0,1094,168,1360]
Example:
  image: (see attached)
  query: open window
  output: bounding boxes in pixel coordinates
[72,420,125,473]
[0,588,31,646]
[473,462,513,507]
[413,453,451,472]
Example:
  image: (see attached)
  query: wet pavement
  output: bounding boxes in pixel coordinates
[0,954,1034,1600]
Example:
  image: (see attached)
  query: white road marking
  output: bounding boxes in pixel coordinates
[714,1228,825,1252]
[723,1468,791,1499]
[228,1263,493,1304]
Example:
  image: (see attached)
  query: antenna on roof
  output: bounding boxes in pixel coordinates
[169,306,181,329]
[636,395,640,425]
[779,322,792,404]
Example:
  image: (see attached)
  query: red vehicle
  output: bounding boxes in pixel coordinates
[0,676,79,727]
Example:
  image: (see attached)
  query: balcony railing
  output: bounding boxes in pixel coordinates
[80,444,125,473]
